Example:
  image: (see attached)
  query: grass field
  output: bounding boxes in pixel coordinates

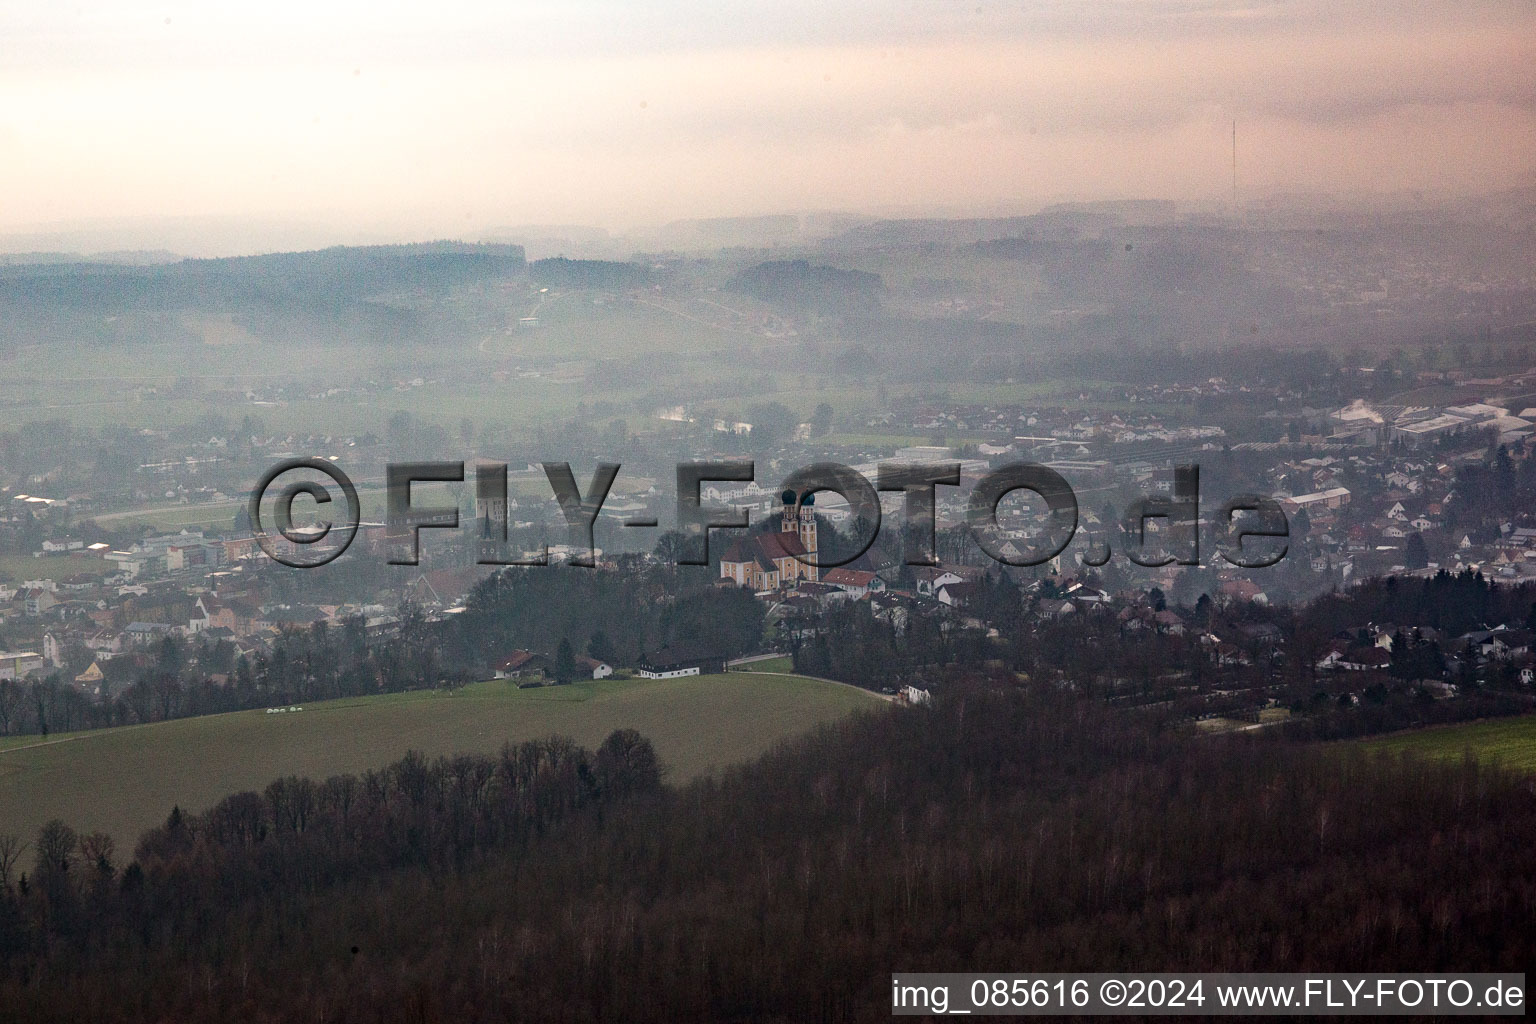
[732,656,794,674]
[0,551,111,585]
[1361,715,1536,775]
[0,673,882,848]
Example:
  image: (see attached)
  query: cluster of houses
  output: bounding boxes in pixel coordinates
[490,643,748,684]
[1,561,419,696]
[491,649,614,684]
[1316,622,1535,685]
[10,359,1536,704]
[1253,398,1536,586]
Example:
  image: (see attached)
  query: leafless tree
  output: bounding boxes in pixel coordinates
[34,819,77,876]
[0,833,25,889]
[80,832,115,874]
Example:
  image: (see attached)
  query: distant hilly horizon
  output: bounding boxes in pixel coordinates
[1,186,1531,354]
[5,184,1533,263]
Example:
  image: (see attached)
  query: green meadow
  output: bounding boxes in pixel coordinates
[1361,715,1536,775]
[0,672,883,849]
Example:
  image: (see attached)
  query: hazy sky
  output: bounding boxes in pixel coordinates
[1,0,1533,252]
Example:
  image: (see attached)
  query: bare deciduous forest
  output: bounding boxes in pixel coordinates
[1,679,1531,1022]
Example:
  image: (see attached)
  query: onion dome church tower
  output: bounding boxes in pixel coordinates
[780,489,818,564]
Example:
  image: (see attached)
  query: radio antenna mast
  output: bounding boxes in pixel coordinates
[1231,119,1238,208]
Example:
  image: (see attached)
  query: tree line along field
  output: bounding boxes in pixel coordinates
[731,656,794,674]
[1360,715,1536,774]
[0,672,880,850]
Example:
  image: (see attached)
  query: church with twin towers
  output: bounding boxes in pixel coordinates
[718,489,820,592]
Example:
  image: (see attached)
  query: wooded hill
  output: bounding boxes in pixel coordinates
[0,242,527,347]
[2,675,1531,1022]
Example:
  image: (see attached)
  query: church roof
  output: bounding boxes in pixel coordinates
[720,530,810,572]
[756,531,808,560]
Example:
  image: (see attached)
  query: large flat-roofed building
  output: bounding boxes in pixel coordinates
[1281,486,1352,511]
[0,651,44,681]
[636,644,726,679]
[1392,414,1471,445]
[1443,403,1507,423]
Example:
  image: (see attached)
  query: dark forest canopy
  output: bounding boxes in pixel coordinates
[729,258,883,313]
[528,256,649,290]
[449,562,765,671]
[1,679,1531,1021]
[1298,569,1536,640]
